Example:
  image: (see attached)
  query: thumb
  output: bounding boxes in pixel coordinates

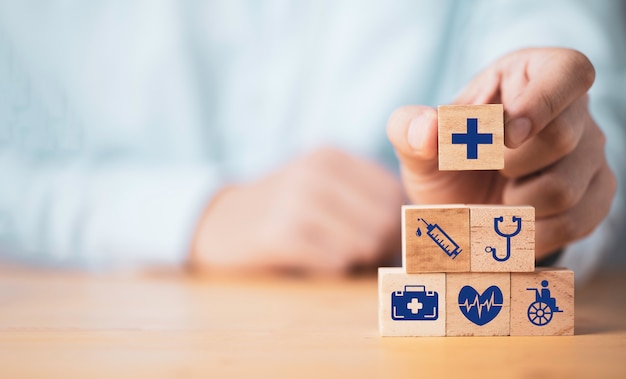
[386,105,439,176]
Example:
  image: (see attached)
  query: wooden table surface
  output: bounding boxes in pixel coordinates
[0,266,625,379]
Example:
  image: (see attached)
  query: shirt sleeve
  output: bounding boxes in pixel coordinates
[0,154,220,269]
[0,3,225,270]
[443,0,626,282]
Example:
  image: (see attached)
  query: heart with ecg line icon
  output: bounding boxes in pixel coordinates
[457,285,503,326]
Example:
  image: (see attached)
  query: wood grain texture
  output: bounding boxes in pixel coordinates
[0,265,624,378]
[438,104,504,171]
[510,268,574,336]
[470,205,535,272]
[446,273,510,336]
[403,205,470,273]
[378,268,446,336]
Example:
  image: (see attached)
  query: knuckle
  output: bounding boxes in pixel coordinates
[539,89,561,119]
[594,124,607,149]
[542,174,579,212]
[567,50,596,88]
[582,120,607,161]
[545,120,579,155]
[554,214,582,243]
[607,169,617,197]
[567,213,597,242]
[598,165,617,211]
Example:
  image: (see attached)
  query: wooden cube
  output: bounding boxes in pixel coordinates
[378,268,446,336]
[510,268,574,336]
[446,273,510,336]
[438,104,504,171]
[403,205,470,273]
[470,205,535,272]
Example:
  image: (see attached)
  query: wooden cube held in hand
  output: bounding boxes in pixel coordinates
[438,104,504,171]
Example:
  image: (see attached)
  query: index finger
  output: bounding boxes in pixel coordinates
[502,48,595,148]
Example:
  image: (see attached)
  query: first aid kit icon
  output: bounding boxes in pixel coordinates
[391,285,439,321]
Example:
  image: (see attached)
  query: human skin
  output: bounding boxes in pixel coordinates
[191,48,616,274]
[387,48,616,260]
[190,148,404,275]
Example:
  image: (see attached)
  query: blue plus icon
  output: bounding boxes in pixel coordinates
[452,118,493,159]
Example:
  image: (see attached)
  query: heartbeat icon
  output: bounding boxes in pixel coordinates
[457,285,504,326]
[459,291,503,318]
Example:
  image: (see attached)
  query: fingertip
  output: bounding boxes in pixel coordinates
[387,105,438,159]
[407,110,438,157]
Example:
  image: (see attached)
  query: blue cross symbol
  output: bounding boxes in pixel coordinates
[452,118,493,159]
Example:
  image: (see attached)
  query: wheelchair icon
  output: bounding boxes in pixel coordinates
[526,280,563,326]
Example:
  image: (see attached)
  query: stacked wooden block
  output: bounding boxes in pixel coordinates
[378,105,574,337]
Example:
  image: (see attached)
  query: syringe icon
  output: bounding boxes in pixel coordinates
[417,218,462,259]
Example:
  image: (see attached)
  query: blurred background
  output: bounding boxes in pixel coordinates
[0,0,625,275]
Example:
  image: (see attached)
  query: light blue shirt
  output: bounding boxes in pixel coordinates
[0,0,624,282]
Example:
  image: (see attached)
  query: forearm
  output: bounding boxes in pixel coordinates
[0,158,220,268]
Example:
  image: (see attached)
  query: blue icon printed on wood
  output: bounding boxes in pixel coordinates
[392,285,439,321]
[452,118,493,159]
[458,285,503,326]
[415,217,462,259]
[485,216,523,262]
[526,280,563,326]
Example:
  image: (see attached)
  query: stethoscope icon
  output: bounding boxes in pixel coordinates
[485,216,522,262]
